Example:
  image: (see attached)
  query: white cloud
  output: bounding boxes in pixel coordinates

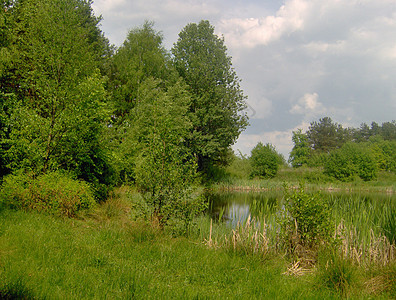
[164,0,218,16]
[290,93,326,117]
[92,0,396,159]
[218,0,309,48]
[304,40,346,54]
[92,0,126,13]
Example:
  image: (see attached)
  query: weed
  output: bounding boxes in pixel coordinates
[316,248,358,296]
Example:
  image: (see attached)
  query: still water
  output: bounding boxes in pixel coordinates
[206,190,396,237]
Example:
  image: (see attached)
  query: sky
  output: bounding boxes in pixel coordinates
[92,0,396,159]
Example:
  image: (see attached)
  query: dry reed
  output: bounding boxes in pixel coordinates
[336,221,395,266]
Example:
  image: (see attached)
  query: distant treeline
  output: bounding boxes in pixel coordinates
[226,117,395,182]
[288,117,395,181]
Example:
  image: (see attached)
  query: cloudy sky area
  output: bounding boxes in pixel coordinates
[92,0,396,158]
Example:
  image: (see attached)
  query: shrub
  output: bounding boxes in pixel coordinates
[324,143,377,181]
[225,152,252,179]
[0,171,96,217]
[324,150,356,181]
[250,142,280,179]
[278,185,334,255]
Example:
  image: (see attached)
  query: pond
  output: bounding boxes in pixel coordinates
[206,189,396,241]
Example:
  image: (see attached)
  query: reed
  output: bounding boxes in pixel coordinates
[336,221,396,267]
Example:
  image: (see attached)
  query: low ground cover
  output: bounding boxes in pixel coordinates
[1,186,395,299]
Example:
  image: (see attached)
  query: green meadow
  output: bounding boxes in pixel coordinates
[1,182,395,299]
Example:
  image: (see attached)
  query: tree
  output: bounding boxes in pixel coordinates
[289,129,311,167]
[107,22,179,183]
[172,20,248,174]
[368,137,396,172]
[130,78,202,230]
[381,121,396,141]
[2,0,113,198]
[0,1,17,179]
[353,123,371,142]
[307,117,347,153]
[108,21,176,120]
[250,142,280,179]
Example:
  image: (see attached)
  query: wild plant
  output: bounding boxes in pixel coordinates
[0,171,96,217]
[336,221,395,266]
[277,184,334,262]
[204,216,271,259]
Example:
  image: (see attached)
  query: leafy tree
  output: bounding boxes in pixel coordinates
[172,20,248,175]
[353,123,371,142]
[381,121,396,141]
[370,121,381,136]
[289,129,311,167]
[368,137,396,172]
[130,78,203,230]
[307,117,348,153]
[2,0,113,198]
[250,142,280,178]
[0,1,17,179]
[352,120,396,142]
[107,22,178,183]
[108,21,176,120]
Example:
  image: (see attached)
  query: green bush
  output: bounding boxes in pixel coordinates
[324,150,357,182]
[250,142,280,179]
[224,152,252,180]
[278,185,334,253]
[324,143,377,181]
[0,171,96,217]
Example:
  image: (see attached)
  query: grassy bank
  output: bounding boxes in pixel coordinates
[1,191,395,299]
[0,210,312,299]
[212,167,396,193]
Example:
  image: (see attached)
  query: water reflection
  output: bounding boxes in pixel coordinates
[207,190,396,231]
[206,191,284,225]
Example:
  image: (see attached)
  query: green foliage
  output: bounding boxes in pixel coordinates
[108,21,175,119]
[324,142,377,181]
[225,151,252,179]
[324,149,357,182]
[106,22,179,184]
[278,185,334,251]
[0,0,114,198]
[0,171,96,217]
[289,129,311,167]
[307,117,349,153]
[128,78,205,231]
[368,137,396,172]
[354,120,396,142]
[250,142,281,179]
[172,20,248,175]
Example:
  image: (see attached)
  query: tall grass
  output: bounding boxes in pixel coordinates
[0,208,341,299]
[1,186,395,298]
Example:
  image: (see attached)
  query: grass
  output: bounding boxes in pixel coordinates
[0,210,321,299]
[213,166,396,194]
[0,186,395,299]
